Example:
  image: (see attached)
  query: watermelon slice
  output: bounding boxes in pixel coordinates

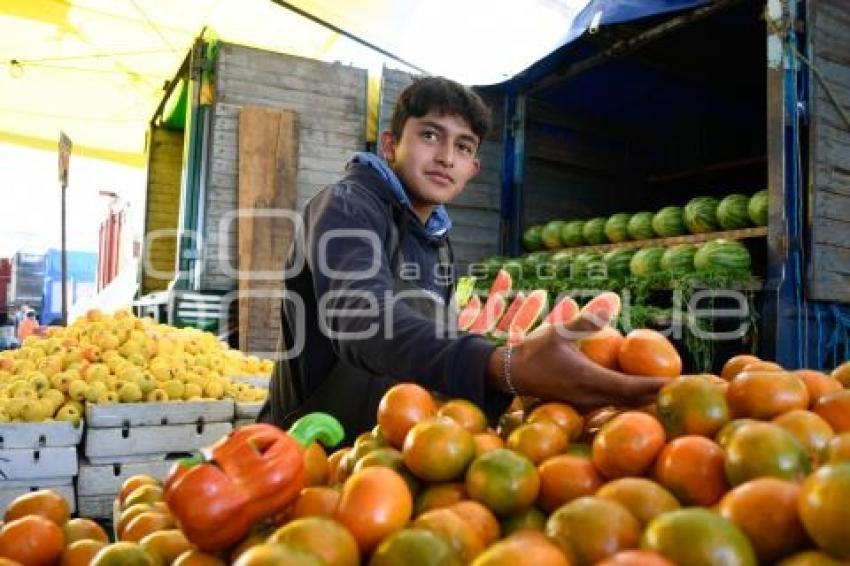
[544,296,580,325]
[495,292,526,333]
[468,293,508,334]
[457,295,482,331]
[489,269,513,296]
[580,292,622,324]
[507,289,548,342]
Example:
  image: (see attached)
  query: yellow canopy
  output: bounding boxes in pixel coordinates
[0,0,587,167]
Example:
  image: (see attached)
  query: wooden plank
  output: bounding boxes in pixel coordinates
[0,422,82,448]
[238,107,300,354]
[86,400,234,427]
[78,457,178,496]
[813,217,850,248]
[84,422,233,460]
[0,447,77,479]
[220,44,367,88]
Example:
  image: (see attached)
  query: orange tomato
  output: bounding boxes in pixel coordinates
[618,329,682,378]
[831,360,850,387]
[499,507,546,537]
[794,369,842,405]
[438,399,488,434]
[545,496,640,565]
[798,463,850,560]
[718,478,807,563]
[61,539,107,566]
[326,447,353,485]
[335,467,413,553]
[472,432,504,458]
[0,515,66,566]
[465,449,540,518]
[268,517,360,566]
[536,454,603,514]
[506,421,568,465]
[597,550,674,566]
[139,529,193,566]
[447,500,500,546]
[369,528,461,566]
[231,543,322,566]
[773,409,835,466]
[656,375,730,439]
[595,478,680,529]
[403,416,475,482]
[172,550,226,566]
[4,489,70,526]
[724,422,811,486]
[120,512,174,543]
[302,442,329,487]
[526,402,583,442]
[471,530,570,566]
[62,517,109,544]
[720,354,761,381]
[377,383,437,448]
[412,508,484,563]
[591,411,666,479]
[579,326,625,370]
[813,390,850,433]
[290,486,341,520]
[726,370,809,419]
[118,475,160,508]
[654,436,729,506]
[826,432,850,464]
[414,482,467,516]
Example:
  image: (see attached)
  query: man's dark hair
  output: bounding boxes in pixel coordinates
[390,77,492,143]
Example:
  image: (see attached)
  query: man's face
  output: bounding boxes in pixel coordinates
[381,112,481,209]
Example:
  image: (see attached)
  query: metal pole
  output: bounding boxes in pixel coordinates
[61,183,67,326]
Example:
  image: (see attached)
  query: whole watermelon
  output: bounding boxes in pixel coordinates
[694,239,752,272]
[660,244,698,273]
[573,251,604,278]
[604,248,637,278]
[684,196,720,234]
[541,220,566,250]
[748,190,768,226]
[604,213,632,243]
[560,221,586,247]
[630,247,665,278]
[652,206,687,237]
[627,212,656,241]
[522,225,544,251]
[582,217,608,245]
[717,194,752,230]
[551,250,574,278]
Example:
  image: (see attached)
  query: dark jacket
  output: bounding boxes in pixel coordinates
[260,161,510,441]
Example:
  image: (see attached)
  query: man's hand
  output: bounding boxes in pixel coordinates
[489,296,669,411]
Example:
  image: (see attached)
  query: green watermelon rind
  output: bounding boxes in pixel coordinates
[652,206,687,237]
[560,221,586,247]
[604,213,632,243]
[630,247,665,278]
[748,190,768,226]
[693,239,752,272]
[603,248,636,279]
[660,244,698,273]
[582,217,608,245]
[627,212,656,241]
[541,220,567,250]
[684,196,720,234]
[717,194,753,230]
[522,225,544,252]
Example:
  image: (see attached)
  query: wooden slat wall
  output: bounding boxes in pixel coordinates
[202,43,368,291]
[378,68,503,272]
[808,0,850,303]
[142,128,183,293]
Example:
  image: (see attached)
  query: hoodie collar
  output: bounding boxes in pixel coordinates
[349,152,452,237]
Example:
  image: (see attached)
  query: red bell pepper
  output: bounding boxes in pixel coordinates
[164,412,344,552]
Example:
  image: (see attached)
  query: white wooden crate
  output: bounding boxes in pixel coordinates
[0,480,75,513]
[78,458,177,497]
[86,400,235,428]
[0,422,83,448]
[0,446,77,480]
[235,401,263,420]
[230,376,270,389]
[84,421,233,463]
[77,494,113,519]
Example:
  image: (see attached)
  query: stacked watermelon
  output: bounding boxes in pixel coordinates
[560,221,586,247]
[582,218,608,245]
[684,197,721,234]
[717,194,752,230]
[541,220,566,250]
[694,239,752,273]
[630,247,665,278]
[660,244,698,273]
[652,207,687,237]
[628,212,656,241]
[522,226,544,252]
[604,248,636,279]
[604,213,632,243]
[749,190,768,226]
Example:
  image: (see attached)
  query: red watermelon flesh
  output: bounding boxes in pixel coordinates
[508,290,548,337]
[489,269,513,296]
[580,291,622,324]
[468,293,508,334]
[495,292,526,333]
[544,296,580,325]
[457,294,482,331]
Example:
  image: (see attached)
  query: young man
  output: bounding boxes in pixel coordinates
[260,77,666,440]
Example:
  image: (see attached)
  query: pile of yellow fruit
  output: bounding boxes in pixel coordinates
[0,308,270,424]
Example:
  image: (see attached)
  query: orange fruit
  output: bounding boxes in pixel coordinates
[438,399,488,434]
[90,542,157,566]
[582,405,621,438]
[414,482,466,516]
[0,515,65,566]
[403,416,475,482]
[369,528,461,566]
[718,478,807,563]
[499,506,546,537]
[121,512,174,543]
[727,370,810,419]
[290,486,341,520]
[545,496,640,565]
[412,508,484,563]
[326,447,353,485]
[172,550,226,566]
[119,475,160,508]
[303,442,329,487]
[268,517,359,566]
[139,529,193,566]
[579,326,625,370]
[776,550,846,565]
[353,446,420,497]
[773,409,835,466]
[794,369,842,405]
[656,375,730,438]
[230,531,267,563]
[715,418,759,448]
[597,550,674,566]
[123,485,164,509]
[116,504,153,540]
[741,360,784,373]
[591,411,666,479]
[61,539,107,566]
[618,328,682,378]
[506,421,568,465]
[447,500,500,546]
[465,448,540,517]
[377,383,437,448]
[471,530,570,565]
[831,361,850,387]
[536,454,603,514]
[724,422,811,486]
[654,435,729,506]
[813,390,850,433]
[231,543,322,566]
[826,432,850,464]
[527,402,583,442]
[641,508,756,565]
[595,478,680,528]
[4,489,70,526]
[62,517,109,544]
[335,466,412,553]
[798,463,850,560]
[720,354,761,381]
[472,432,504,457]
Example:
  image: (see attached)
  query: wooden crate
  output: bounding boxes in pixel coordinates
[0,421,83,449]
[0,480,75,513]
[77,457,180,519]
[0,446,77,480]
